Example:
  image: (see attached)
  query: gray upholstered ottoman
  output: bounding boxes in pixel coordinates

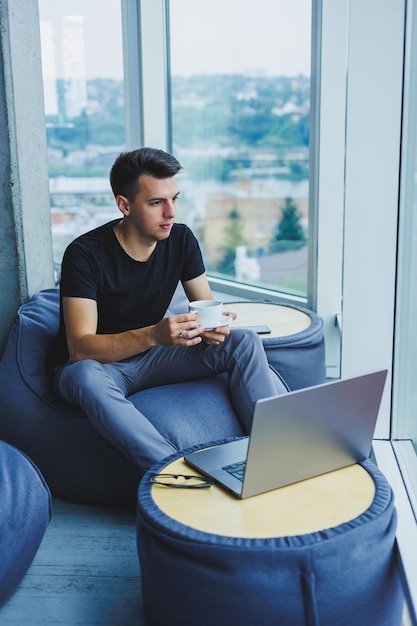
[137,445,403,626]
[0,440,51,606]
[229,300,326,390]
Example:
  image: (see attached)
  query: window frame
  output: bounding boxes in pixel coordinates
[120,0,408,395]
[123,0,408,430]
[122,0,410,436]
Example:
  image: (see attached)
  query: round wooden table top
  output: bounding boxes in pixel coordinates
[150,456,376,539]
[226,301,311,338]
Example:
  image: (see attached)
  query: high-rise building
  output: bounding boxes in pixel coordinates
[62,15,87,118]
[39,20,58,116]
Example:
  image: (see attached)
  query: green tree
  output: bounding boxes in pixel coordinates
[270,197,306,252]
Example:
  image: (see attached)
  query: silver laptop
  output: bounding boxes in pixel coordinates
[184,370,387,498]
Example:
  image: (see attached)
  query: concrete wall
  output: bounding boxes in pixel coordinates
[0,0,54,355]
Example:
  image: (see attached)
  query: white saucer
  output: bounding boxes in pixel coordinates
[204,315,233,330]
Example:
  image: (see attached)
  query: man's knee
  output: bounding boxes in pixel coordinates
[59,359,104,393]
[228,328,264,352]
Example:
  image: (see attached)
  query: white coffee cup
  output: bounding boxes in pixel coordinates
[189,300,223,329]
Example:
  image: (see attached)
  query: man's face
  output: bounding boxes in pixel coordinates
[126,174,180,243]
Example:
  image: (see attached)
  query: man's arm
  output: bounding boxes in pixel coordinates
[182,272,213,302]
[63,296,203,364]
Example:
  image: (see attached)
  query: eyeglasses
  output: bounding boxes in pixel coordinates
[149,473,212,489]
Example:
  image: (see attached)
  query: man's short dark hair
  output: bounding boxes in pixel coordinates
[110,147,182,200]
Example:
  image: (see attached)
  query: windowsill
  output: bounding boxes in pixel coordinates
[208,276,307,306]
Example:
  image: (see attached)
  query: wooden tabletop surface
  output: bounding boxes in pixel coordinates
[227,301,312,338]
[151,456,375,539]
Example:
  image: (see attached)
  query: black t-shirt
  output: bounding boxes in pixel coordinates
[53,219,205,364]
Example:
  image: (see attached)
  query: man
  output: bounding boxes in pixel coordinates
[53,147,288,473]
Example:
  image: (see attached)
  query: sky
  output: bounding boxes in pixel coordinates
[38,0,311,80]
[169,0,311,77]
[39,0,124,80]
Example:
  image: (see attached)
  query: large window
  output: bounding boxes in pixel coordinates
[168,0,312,298]
[39,0,312,300]
[38,0,125,262]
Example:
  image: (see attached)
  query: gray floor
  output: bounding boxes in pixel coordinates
[0,497,414,626]
[0,498,147,625]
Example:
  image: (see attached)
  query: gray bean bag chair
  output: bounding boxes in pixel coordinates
[0,440,51,606]
[0,289,244,507]
[0,288,325,507]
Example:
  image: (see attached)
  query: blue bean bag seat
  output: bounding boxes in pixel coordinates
[0,440,51,606]
[0,287,325,507]
[137,446,403,626]
[0,289,244,507]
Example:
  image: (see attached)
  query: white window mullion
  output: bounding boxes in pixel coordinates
[340,0,405,436]
[392,0,417,443]
[139,0,169,149]
[121,0,169,150]
[315,0,349,380]
[121,0,143,148]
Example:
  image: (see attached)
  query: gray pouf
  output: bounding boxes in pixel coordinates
[0,440,52,606]
[137,446,403,626]
[228,300,326,390]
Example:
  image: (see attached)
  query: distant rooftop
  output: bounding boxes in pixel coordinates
[49,177,111,194]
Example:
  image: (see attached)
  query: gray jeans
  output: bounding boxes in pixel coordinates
[54,329,288,473]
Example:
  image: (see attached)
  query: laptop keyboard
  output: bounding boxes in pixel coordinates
[222,460,246,481]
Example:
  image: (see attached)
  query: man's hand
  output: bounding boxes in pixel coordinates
[152,310,237,347]
[151,312,204,346]
[199,311,237,346]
